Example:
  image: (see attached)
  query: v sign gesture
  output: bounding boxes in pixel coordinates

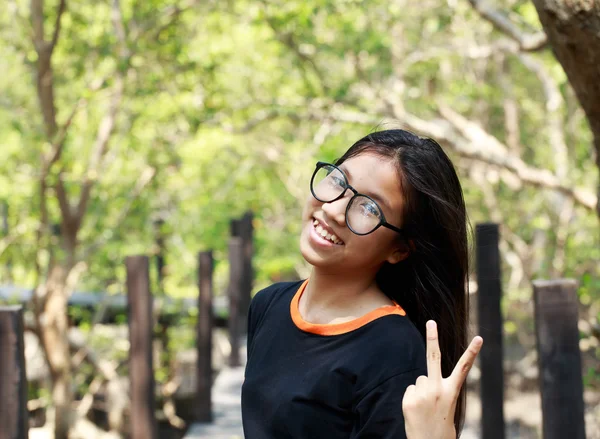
[402,321,483,439]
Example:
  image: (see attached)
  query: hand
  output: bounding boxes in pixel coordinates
[402,320,483,439]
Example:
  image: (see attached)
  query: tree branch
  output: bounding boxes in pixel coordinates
[469,0,548,51]
[130,0,198,42]
[31,0,58,138]
[67,329,128,431]
[435,105,596,210]
[550,197,574,277]
[50,0,67,51]
[227,96,596,212]
[263,13,328,95]
[497,56,522,154]
[309,102,596,210]
[77,78,124,224]
[43,98,85,177]
[0,234,18,260]
[111,0,131,61]
[516,52,568,179]
[81,167,156,260]
[74,0,129,231]
[466,160,530,288]
[30,0,45,52]
[54,177,77,250]
[149,0,199,41]
[222,109,282,133]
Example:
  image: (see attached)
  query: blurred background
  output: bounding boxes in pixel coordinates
[0,0,599,438]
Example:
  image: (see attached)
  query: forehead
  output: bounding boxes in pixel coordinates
[339,153,403,213]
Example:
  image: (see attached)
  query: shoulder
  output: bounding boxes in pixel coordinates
[251,280,303,307]
[363,316,425,364]
[249,280,304,323]
[352,316,426,396]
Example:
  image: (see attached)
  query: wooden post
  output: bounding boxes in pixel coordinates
[230,218,241,237]
[228,238,243,367]
[239,211,254,332]
[195,251,213,422]
[475,223,505,439]
[126,256,158,439]
[0,306,28,439]
[533,279,586,439]
[154,218,166,293]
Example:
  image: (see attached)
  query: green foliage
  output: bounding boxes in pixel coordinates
[0,0,599,395]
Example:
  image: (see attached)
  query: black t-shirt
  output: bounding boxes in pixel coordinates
[241,279,427,439]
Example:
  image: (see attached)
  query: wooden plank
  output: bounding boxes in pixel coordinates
[475,223,505,439]
[195,251,214,422]
[533,279,586,439]
[0,287,230,318]
[126,256,158,439]
[228,238,243,367]
[0,306,28,439]
[184,366,245,439]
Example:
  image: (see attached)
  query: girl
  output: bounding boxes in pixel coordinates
[242,129,474,438]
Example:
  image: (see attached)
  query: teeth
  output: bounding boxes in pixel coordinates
[313,219,343,244]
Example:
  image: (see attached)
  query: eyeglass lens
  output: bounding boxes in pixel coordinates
[311,165,383,234]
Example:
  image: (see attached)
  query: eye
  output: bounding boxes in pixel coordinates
[325,171,345,188]
[331,176,345,188]
[360,201,380,217]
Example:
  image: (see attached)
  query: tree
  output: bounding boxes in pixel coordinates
[1,0,598,436]
[2,0,207,436]
[27,1,149,436]
[470,0,600,221]
[531,0,600,221]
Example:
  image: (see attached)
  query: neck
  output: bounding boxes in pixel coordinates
[303,266,379,311]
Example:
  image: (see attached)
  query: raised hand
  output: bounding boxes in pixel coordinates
[402,321,483,439]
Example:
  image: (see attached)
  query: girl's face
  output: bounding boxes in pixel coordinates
[300,153,408,274]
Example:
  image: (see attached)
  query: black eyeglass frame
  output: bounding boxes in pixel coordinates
[310,161,406,237]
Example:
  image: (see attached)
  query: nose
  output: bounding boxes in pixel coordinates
[321,194,350,227]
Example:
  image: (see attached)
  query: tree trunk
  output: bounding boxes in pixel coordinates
[531,0,600,220]
[36,49,58,139]
[39,265,74,439]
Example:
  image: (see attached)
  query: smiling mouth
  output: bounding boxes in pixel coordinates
[312,218,344,245]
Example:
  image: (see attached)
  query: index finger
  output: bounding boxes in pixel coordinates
[448,336,483,390]
[426,320,442,382]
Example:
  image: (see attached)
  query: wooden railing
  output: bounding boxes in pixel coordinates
[0,218,588,438]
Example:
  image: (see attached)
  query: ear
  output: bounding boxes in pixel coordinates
[387,247,409,265]
[386,239,415,264]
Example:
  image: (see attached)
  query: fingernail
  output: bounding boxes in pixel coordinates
[474,336,483,346]
[426,320,436,330]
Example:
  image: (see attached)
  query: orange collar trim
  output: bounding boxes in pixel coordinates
[290,279,406,336]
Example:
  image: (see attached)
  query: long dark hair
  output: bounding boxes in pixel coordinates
[335,129,470,434]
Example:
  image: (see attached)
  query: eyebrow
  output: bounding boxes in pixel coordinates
[339,165,392,211]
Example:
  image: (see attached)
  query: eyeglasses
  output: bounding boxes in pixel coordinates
[310,161,405,236]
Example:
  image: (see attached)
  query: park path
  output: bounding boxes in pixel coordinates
[184,366,245,439]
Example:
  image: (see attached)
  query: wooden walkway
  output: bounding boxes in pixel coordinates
[184,366,245,439]
[182,363,480,439]
[181,339,484,439]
